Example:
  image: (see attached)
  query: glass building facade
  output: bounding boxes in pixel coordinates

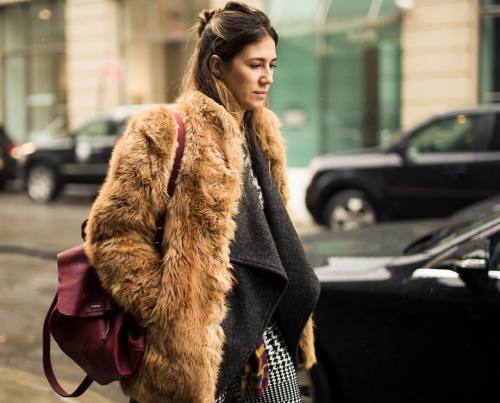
[480,0,500,103]
[0,0,66,143]
[268,0,402,166]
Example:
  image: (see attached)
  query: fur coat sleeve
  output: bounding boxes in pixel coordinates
[84,106,178,328]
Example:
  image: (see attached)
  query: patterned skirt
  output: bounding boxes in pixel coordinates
[216,321,302,403]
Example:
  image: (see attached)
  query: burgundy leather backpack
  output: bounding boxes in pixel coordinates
[42,110,185,397]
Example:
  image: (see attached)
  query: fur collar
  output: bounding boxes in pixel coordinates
[179,91,289,204]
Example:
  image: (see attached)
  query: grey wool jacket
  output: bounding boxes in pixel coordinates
[217,123,321,394]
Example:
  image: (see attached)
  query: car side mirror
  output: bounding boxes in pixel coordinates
[429,238,490,272]
[450,257,487,270]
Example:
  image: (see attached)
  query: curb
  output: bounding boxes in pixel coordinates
[0,245,56,260]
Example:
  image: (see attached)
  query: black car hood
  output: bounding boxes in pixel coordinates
[301,219,444,267]
[313,251,435,283]
[314,256,395,282]
[312,147,403,171]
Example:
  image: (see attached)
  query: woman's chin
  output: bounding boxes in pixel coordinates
[244,100,266,111]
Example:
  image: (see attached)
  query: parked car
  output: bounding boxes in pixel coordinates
[301,196,500,403]
[0,124,18,189]
[306,105,500,230]
[19,105,152,203]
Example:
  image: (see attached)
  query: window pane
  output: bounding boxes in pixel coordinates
[27,51,66,133]
[4,56,27,142]
[408,115,482,154]
[482,0,500,5]
[4,5,26,51]
[29,0,65,46]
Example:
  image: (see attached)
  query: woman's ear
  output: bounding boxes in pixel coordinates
[209,54,224,79]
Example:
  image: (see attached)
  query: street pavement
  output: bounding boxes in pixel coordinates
[0,191,127,403]
[0,180,321,402]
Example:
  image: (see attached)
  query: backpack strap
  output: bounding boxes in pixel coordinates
[43,110,186,397]
[42,294,93,397]
[167,110,186,197]
[154,110,185,249]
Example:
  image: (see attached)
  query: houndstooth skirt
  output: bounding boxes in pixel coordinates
[216,321,302,403]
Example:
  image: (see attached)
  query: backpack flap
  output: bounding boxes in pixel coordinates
[56,244,114,317]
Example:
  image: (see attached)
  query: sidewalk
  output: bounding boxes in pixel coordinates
[0,366,115,403]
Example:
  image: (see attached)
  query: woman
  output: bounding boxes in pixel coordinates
[85,2,320,402]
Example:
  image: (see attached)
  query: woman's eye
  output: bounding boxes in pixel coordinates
[270,64,278,69]
[250,64,261,69]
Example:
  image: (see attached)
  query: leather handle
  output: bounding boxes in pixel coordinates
[43,294,94,397]
[167,110,186,198]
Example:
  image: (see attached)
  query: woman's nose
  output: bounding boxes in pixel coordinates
[260,71,273,86]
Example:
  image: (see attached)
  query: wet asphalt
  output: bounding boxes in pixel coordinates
[0,189,126,403]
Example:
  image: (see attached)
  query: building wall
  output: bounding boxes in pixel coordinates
[123,0,209,106]
[401,0,479,129]
[65,0,266,129]
[66,0,122,129]
[122,0,155,105]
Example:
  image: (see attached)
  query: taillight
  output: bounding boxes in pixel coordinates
[8,143,18,158]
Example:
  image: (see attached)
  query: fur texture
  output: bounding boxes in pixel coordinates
[85,91,316,402]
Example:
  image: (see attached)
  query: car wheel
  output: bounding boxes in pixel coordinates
[298,363,333,403]
[324,189,377,231]
[26,164,60,203]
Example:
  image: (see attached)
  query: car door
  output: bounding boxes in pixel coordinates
[67,118,119,183]
[402,228,500,403]
[314,222,500,403]
[386,113,493,219]
[471,112,500,198]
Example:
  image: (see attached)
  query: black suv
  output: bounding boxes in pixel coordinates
[21,105,148,203]
[306,105,500,230]
[0,125,18,189]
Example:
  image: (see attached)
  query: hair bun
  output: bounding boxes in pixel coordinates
[197,8,219,37]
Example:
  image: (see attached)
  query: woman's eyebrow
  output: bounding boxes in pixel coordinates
[247,57,278,62]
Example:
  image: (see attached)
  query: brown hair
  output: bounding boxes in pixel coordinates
[179,2,278,119]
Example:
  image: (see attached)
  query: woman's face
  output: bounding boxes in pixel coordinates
[219,35,277,112]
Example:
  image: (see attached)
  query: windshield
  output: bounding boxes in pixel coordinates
[404,211,500,255]
[29,116,68,143]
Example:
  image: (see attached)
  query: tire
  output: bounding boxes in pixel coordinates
[26,164,61,203]
[324,189,377,231]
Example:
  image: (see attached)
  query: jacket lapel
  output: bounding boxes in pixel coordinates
[247,126,321,362]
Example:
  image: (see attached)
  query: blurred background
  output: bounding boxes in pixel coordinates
[1,1,500,402]
[0,0,497,159]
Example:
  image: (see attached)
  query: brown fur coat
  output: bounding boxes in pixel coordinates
[85,91,316,402]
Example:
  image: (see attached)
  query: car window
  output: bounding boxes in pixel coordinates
[114,119,129,136]
[75,120,112,137]
[489,232,500,271]
[407,114,483,155]
[404,211,500,255]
